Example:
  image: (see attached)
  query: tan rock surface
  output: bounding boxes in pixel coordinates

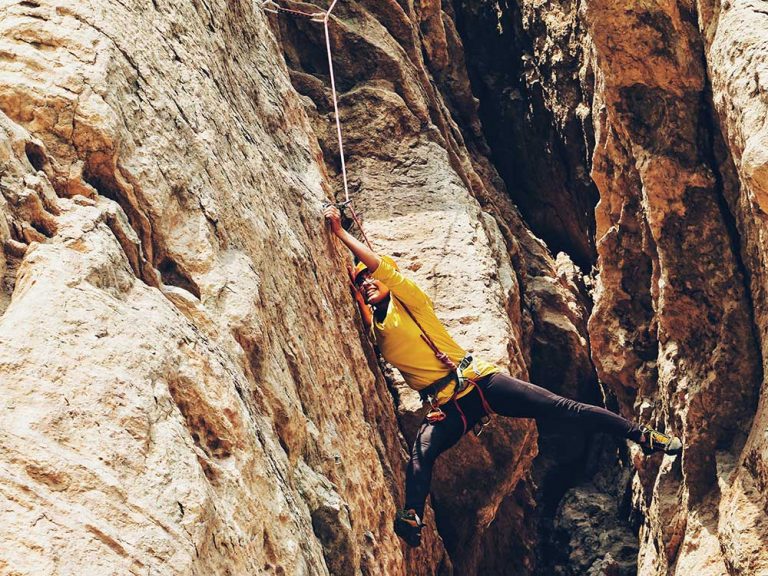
[0,0,595,574]
[583,0,767,574]
[0,1,404,574]
[5,0,768,574]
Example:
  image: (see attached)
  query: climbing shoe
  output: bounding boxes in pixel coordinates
[638,426,683,456]
[394,509,423,547]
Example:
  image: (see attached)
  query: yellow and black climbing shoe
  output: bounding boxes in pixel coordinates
[638,426,683,456]
[394,509,423,548]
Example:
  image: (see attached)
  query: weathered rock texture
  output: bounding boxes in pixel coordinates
[450,0,768,573]
[585,2,767,574]
[0,1,405,574]
[0,0,592,574]
[2,0,768,575]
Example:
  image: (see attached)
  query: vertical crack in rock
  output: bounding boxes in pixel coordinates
[274,2,618,573]
[700,77,763,414]
[695,2,768,566]
[81,159,158,285]
[446,3,647,573]
[451,0,599,270]
[698,76,762,436]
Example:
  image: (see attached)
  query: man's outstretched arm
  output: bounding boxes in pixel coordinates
[324,205,381,272]
[323,205,431,309]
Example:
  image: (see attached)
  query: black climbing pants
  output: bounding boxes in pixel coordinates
[404,372,642,517]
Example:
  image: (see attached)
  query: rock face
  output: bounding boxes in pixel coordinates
[0,0,589,574]
[451,0,768,573]
[1,0,767,575]
[585,2,767,574]
[0,2,405,574]
[452,0,599,270]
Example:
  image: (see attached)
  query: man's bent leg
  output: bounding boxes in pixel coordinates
[404,407,467,518]
[396,390,488,546]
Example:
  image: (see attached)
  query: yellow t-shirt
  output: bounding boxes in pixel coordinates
[370,256,499,404]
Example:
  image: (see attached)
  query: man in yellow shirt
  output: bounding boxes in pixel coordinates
[323,206,682,547]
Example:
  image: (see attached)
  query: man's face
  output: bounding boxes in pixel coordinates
[355,271,390,305]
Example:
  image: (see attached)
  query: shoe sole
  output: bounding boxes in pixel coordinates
[665,438,683,455]
[640,437,683,456]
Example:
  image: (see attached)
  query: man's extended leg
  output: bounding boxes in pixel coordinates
[478,372,681,453]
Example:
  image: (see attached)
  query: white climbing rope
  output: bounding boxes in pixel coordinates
[323,0,350,205]
[258,0,351,205]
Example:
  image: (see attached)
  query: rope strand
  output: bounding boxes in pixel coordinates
[259,0,368,246]
[323,5,350,204]
[258,0,322,17]
[348,204,373,250]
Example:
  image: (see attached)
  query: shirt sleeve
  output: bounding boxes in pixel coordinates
[371,255,432,310]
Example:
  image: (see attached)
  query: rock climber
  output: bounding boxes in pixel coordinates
[323,205,682,548]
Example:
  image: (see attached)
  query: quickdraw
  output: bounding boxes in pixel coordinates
[322,200,372,250]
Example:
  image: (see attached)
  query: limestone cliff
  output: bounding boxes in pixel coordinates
[0,1,766,575]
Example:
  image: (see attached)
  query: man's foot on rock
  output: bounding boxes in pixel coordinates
[638,426,682,456]
[394,509,423,547]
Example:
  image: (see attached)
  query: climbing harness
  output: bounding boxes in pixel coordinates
[398,299,494,436]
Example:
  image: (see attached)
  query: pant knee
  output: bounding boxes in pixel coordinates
[411,440,439,470]
[554,395,588,415]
